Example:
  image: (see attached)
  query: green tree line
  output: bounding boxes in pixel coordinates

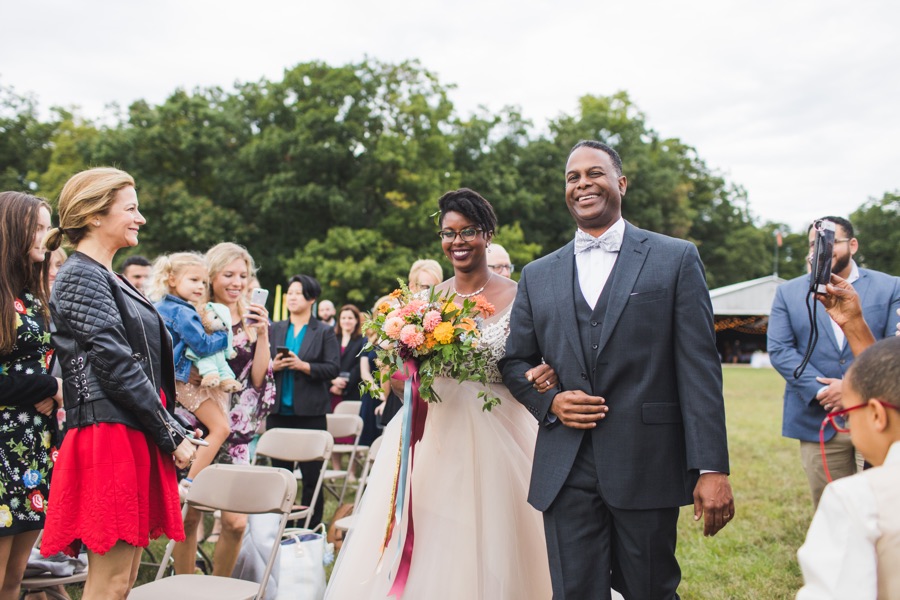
[2,60,897,308]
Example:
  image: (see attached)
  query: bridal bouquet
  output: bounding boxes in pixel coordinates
[362,281,500,411]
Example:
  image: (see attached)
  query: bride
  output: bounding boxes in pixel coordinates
[325,189,556,599]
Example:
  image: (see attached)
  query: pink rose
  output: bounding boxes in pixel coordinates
[229,408,251,434]
[399,325,425,349]
[384,317,405,340]
[423,310,442,332]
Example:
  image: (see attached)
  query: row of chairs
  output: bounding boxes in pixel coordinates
[22,401,377,599]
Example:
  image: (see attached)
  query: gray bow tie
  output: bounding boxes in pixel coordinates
[574,229,622,255]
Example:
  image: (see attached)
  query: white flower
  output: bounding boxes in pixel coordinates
[17,413,29,424]
[25,368,34,375]
[9,498,20,509]
[13,364,22,372]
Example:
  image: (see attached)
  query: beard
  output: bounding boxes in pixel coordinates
[832,253,851,275]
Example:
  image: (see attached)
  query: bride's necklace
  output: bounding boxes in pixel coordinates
[453,273,492,298]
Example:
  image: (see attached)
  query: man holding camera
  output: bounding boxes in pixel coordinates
[768,216,900,507]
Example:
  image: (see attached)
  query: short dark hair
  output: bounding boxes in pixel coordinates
[122,255,151,269]
[807,216,854,239]
[438,188,497,234]
[847,336,900,409]
[288,274,321,301]
[570,140,623,176]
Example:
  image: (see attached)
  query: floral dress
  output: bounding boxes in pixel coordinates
[217,323,275,464]
[0,291,55,536]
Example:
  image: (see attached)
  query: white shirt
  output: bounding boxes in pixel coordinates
[795,441,900,599]
[576,218,625,309]
[829,261,860,351]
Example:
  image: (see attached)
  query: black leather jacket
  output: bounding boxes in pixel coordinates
[49,251,189,454]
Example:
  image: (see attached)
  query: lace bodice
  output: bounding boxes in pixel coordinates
[479,308,511,383]
[435,307,511,384]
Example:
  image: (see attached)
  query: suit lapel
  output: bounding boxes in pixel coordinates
[297,320,319,361]
[596,223,649,355]
[552,241,588,376]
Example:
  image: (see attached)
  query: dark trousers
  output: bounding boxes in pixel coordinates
[543,433,681,600]
[265,413,327,528]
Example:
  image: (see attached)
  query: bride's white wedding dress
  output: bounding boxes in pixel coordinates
[325,306,552,599]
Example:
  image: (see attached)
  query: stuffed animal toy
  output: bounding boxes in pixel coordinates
[185,302,241,392]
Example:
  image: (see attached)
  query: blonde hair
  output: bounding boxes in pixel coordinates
[206,243,258,331]
[408,259,443,292]
[148,252,207,302]
[44,167,135,251]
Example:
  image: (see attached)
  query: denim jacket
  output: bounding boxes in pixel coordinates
[155,294,229,382]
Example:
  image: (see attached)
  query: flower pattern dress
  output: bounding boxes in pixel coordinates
[0,292,55,535]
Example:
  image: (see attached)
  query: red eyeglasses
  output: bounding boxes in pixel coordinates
[819,400,900,482]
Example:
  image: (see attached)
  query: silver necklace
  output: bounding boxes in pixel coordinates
[453,273,492,298]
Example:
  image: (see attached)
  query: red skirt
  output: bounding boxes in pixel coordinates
[41,398,184,556]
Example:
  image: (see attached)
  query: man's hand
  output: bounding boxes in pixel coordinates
[816,377,843,412]
[549,390,607,428]
[525,363,559,394]
[693,472,734,536]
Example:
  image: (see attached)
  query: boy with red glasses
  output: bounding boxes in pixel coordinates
[797,335,900,598]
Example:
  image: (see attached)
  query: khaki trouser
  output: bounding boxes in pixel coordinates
[800,432,861,508]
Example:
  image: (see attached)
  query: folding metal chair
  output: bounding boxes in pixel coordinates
[19,532,87,600]
[323,413,364,503]
[332,400,369,471]
[129,464,296,600]
[253,428,334,528]
[331,434,384,535]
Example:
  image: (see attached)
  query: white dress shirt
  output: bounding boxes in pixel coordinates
[829,261,860,351]
[795,441,900,599]
[576,218,625,309]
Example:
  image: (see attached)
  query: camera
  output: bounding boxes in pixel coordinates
[808,219,835,295]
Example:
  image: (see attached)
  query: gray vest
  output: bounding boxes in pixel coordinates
[574,257,620,395]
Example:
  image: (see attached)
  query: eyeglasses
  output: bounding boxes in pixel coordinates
[819,400,900,481]
[438,228,483,242]
[807,238,852,250]
[488,263,515,274]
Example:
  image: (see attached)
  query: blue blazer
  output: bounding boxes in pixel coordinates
[768,268,900,442]
[155,295,229,382]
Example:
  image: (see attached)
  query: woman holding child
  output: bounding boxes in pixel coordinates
[171,242,276,576]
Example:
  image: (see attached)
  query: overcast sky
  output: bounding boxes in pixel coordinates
[4,0,898,231]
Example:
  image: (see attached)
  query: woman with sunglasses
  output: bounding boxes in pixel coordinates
[326,189,559,599]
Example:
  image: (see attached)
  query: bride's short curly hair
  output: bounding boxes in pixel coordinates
[437,188,497,235]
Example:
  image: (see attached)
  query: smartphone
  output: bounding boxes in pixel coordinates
[339,371,351,380]
[276,345,290,358]
[187,435,209,447]
[250,288,269,307]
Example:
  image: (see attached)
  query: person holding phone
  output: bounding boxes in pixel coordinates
[41,168,197,598]
[268,274,340,528]
[171,242,276,577]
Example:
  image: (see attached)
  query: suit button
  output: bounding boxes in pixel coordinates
[839,359,847,365]
[591,321,598,327]
[581,372,588,380]
[592,344,598,350]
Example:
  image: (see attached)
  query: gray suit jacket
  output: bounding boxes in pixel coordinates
[501,222,729,511]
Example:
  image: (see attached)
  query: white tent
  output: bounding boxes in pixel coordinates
[709,274,787,316]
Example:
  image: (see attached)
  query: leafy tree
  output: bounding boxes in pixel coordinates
[852,191,900,275]
[0,85,57,192]
[282,227,417,308]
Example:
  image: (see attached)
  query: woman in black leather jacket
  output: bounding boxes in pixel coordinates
[41,167,196,599]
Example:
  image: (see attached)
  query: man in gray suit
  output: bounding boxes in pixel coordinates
[501,140,733,599]
[768,216,900,507]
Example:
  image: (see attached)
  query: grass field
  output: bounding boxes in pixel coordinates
[57,366,810,599]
